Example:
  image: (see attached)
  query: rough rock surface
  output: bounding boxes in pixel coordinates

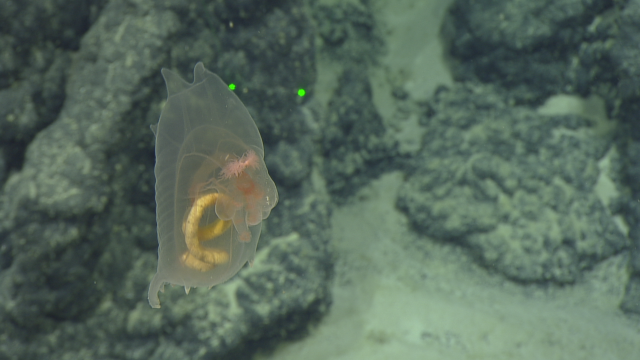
[443,0,616,103]
[397,84,628,283]
[0,0,332,359]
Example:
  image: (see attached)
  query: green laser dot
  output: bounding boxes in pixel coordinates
[229,83,236,90]
[298,88,306,97]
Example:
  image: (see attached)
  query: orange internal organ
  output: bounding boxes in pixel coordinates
[181,192,232,272]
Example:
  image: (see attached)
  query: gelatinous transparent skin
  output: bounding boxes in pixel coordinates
[148,62,278,308]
